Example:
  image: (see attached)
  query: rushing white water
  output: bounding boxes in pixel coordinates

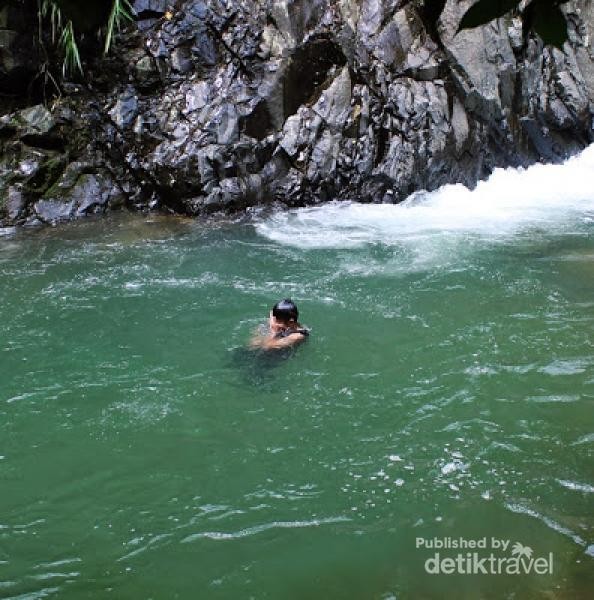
[255,145,594,249]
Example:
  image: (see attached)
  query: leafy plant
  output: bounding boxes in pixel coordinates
[104,0,134,56]
[37,0,134,77]
[59,19,82,75]
[457,0,571,49]
[40,0,62,43]
[458,0,520,30]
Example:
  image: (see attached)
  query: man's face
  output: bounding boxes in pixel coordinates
[269,311,290,330]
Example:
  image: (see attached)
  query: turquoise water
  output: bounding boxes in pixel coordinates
[1,150,594,598]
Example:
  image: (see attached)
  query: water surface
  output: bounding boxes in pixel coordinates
[1,148,594,598]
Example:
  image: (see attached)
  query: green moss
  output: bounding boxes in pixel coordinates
[25,154,68,196]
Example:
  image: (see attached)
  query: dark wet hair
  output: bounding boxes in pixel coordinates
[272,298,299,322]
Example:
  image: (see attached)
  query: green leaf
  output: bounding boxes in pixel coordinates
[104,0,133,55]
[458,0,521,31]
[59,19,82,76]
[531,0,568,49]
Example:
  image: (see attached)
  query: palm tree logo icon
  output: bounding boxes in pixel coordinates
[511,542,533,559]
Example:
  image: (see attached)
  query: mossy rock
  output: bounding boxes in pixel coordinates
[43,161,96,199]
[24,154,68,196]
[15,105,56,136]
[35,167,125,223]
[0,188,6,219]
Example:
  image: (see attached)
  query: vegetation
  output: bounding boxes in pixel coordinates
[103,0,134,56]
[58,19,82,76]
[457,0,570,49]
[37,0,133,76]
[423,0,570,49]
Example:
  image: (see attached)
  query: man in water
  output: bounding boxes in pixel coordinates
[251,299,310,350]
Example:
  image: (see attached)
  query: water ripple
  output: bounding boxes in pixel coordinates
[504,502,589,551]
[180,516,350,543]
[556,479,594,493]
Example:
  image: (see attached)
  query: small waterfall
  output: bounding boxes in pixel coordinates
[255,145,594,249]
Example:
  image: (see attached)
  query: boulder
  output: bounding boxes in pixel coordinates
[35,167,125,224]
[33,199,75,224]
[18,105,55,135]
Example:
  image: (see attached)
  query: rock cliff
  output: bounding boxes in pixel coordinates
[1,0,593,226]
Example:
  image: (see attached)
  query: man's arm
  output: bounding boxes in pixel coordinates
[262,332,306,350]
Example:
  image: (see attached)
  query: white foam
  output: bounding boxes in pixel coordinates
[255,145,594,249]
[505,502,588,551]
[557,479,594,493]
[180,515,350,543]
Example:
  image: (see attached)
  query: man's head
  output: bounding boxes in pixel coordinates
[272,298,299,324]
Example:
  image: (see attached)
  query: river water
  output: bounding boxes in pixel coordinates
[1,147,594,598]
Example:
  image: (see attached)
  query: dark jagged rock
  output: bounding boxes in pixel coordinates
[33,198,76,224]
[6,185,27,221]
[0,0,593,227]
[109,86,139,129]
[15,105,56,136]
[33,170,124,224]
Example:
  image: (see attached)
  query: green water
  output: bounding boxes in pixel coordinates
[1,207,593,599]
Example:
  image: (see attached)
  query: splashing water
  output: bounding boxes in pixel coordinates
[255,144,594,250]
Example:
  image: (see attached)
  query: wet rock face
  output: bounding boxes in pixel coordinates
[1,0,593,226]
[33,172,123,224]
[0,103,124,226]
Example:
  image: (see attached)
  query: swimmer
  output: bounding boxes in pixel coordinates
[250,298,310,350]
